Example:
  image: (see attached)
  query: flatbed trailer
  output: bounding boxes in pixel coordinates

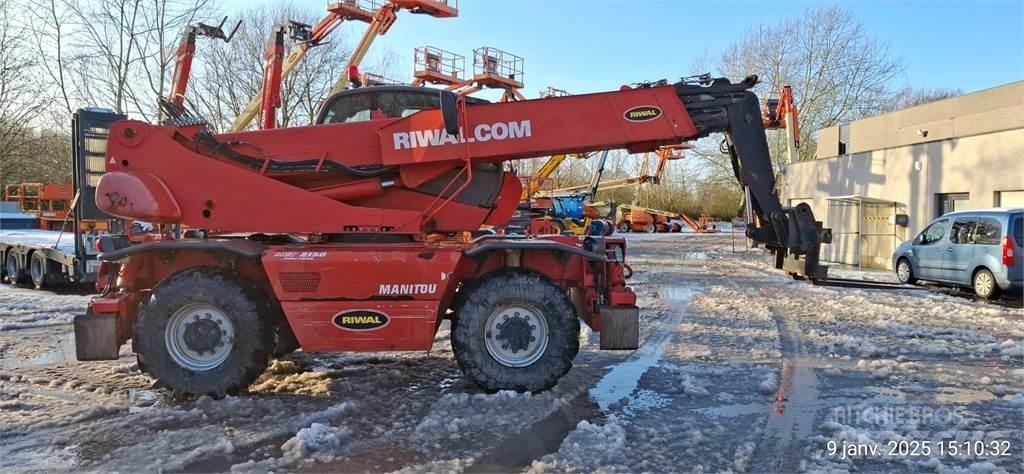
[2,109,125,289]
[0,228,102,288]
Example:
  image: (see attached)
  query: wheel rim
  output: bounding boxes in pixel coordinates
[6,255,17,282]
[30,256,43,282]
[975,272,994,296]
[897,261,910,282]
[165,304,235,371]
[484,304,549,367]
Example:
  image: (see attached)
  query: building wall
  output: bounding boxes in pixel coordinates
[783,82,1024,269]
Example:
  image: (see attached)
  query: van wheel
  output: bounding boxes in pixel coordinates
[895,258,917,285]
[972,268,1000,300]
[135,269,274,398]
[452,269,579,392]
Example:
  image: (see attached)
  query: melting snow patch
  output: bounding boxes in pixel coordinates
[282,422,351,458]
[758,371,778,394]
[527,417,628,473]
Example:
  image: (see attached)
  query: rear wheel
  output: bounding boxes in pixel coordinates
[5,252,26,286]
[29,252,50,289]
[617,221,631,233]
[452,270,580,392]
[643,223,656,233]
[135,269,274,398]
[895,258,917,285]
[972,268,1000,300]
[551,220,565,235]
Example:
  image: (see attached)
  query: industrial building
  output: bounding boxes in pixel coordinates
[782,81,1024,269]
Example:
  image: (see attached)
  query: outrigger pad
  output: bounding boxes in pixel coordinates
[74,313,120,360]
[598,305,639,350]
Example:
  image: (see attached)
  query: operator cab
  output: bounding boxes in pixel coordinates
[315,85,489,125]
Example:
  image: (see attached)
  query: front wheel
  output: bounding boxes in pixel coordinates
[452,270,580,392]
[617,221,630,233]
[895,258,917,285]
[135,269,275,398]
[973,268,1000,300]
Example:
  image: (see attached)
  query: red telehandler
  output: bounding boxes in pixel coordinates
[73,74,830,397]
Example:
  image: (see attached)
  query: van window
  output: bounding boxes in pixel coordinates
[918,219,949,245]
[972,217,1002,245]
[1015,216,1023,245]
[950,218,976,244]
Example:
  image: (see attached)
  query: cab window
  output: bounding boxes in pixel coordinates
[320,90,441,124]
[918,219,949,245]
[321,93,373,123]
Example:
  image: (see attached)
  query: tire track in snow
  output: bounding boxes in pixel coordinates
[589,286,693,411]
[750,301,819,473]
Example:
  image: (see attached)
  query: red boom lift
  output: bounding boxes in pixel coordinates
[74,75,830,398]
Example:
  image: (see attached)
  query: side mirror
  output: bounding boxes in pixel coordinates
[440,90,460,136]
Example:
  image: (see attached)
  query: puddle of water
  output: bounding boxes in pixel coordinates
[0,333,76,370]
[589,287,693,411]
[695,402,766,419]
[468,392,604,472]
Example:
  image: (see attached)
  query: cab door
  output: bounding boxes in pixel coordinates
[912,218,950,280]
[943,217,977,283]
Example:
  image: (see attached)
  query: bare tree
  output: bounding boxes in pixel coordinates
[0,0,53,188]
[189,3,351,131]
[876,85,961,114]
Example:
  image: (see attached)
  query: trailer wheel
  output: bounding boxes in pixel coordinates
[5,251,26,286]
[452,269,579,392]
[135,269,273,398]
[29,252,51,289]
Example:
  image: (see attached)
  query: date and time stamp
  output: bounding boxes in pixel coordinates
[825,439,1014,461]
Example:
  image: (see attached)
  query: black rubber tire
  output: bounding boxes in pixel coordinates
[551,220,565,235]
[452,269,580,393]
[135,268,274,398]
[972,268,1000,300]
[272,322,301,357]
[30,252,50,290]
[895,258,917,285]
[617,222,630,233]
[5,252,26,286]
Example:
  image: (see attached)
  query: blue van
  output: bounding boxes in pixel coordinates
[892,208,1023,299]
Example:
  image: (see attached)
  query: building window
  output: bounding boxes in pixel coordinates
[936,193,969,217]
[838,124,850,155]
[996,190,1024,208]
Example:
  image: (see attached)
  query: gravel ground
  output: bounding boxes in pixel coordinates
[0,233,1021,473]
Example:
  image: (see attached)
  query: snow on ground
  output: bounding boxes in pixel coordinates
[0,233,1021,473]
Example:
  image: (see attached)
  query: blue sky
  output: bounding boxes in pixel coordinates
[222,0,1024,100]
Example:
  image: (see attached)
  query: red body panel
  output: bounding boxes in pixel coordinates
[280,301,440,351]
[261,244,462,351]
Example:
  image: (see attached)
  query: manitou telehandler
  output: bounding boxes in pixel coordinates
[73,74,830,398]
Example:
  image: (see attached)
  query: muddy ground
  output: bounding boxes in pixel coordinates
[0,233,1021,473]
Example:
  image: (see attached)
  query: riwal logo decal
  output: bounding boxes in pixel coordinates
[393,120,532,150]
[623,105,663,122]
[333,310,390,331]
[379,283,437,296]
